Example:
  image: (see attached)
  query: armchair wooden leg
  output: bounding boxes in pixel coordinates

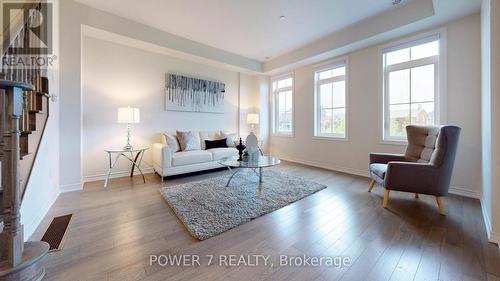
[415,193,419,199]
[436,196,446,216]
[368,179,376,192]
[383,189,390,208]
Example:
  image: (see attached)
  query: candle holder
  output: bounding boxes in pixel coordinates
[236,138,246,161]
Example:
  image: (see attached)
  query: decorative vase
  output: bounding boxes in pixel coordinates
[249,150,260,162]
[245,132,259,157]
[236,138,246,161]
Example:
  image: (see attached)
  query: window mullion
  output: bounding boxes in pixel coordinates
[274,92,280,132]
[284,92,287,128]
[385,56,437,72]
[318,76,345,84]
[330,83,334,110]
[330,83,334,134]
[409,65,412,124]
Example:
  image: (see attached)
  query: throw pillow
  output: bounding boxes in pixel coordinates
[199,131,221,150]
[205,138,228,150]
[176,131,201,151]
[163,133,180,152]
[221,132,237,147]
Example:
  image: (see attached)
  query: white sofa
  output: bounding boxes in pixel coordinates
[152,130,238,178]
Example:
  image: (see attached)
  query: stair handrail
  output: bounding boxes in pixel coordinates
[1,2,41,56]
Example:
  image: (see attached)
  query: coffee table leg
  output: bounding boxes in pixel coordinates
[259,167,263,183]
[226,168,241,187]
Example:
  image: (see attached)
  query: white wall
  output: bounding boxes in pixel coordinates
[257,76,271,153]
[59,0,83,191]
[82,37,259,181]
[20,0,60,240]
[481,0,500,245]
[481,0,492,242]
[238,74,271,152]
[270,14,482,196]
[446,13,482,194]
[491,0,500,244]
[238,74,259,138]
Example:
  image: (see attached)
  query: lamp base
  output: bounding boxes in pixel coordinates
[124,124,133,150]
[123,144,133,151]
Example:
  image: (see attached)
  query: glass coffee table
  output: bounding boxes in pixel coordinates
[219,156,281,187]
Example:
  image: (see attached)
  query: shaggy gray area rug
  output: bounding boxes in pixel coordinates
[160,169,327,240]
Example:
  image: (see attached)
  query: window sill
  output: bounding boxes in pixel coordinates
[272,133,294,138]
[313,136,349,142]
[379,140,407,146]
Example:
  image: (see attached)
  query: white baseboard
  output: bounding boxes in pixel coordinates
[489,232,500,246]
[280,155,481,199]
[279,156,369,178]
[480,197,500,246]
[448,186,481,199]
[23,188,59,240]
[83,168,154,183]
[59,182,84,193]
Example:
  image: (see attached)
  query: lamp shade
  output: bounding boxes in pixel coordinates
[247,113,259,125]
[117,107,140,123]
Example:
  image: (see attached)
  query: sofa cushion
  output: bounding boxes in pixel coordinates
[176,131,201,151]
[172,150,213,166]
[206,147,238,160]
[369,163,387,179]
[405,126,440,163]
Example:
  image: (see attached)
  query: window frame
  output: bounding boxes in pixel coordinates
[379,29,447,144]
[271,73,295,137]
[313,57,349,140]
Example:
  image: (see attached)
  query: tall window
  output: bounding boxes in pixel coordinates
[383,36,440,141]
[272,75,293,135]
[314,61,347,138]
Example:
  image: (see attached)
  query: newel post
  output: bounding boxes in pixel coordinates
[0,89,5,170]
[0,86,24,267]
[0,89,5,259]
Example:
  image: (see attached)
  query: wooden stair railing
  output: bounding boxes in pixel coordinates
[0,1,51,280]
[0,80,49,281]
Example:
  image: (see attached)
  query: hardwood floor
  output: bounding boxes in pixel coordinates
[31,161,500,281]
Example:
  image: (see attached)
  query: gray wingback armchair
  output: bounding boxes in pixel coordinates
[368,125,461,215]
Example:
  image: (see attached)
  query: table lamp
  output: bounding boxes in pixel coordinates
[247,113,259,133]
[117,107,140,150]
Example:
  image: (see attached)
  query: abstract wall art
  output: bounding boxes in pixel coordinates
[165,74,225,113]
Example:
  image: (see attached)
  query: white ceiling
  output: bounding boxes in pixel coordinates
[75,0,413,61]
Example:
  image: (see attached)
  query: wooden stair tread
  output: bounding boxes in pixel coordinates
[0,189,3,224]
[0,241,49,276]
[20,153,32,160]
[0,79,34,91]
[34,91,50,97]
